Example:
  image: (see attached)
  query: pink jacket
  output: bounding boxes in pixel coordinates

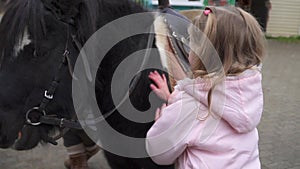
[146,69,263,169]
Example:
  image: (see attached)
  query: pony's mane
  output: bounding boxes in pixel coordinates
[0,0,99,67]
[0,0,147,67]
[0,0,44,63]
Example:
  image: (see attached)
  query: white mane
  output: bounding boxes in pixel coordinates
[1,9,31,57]
[13,27,31,56]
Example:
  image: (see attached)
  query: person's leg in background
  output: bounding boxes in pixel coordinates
[78,130,101,162]
[250,0,272,33]
[63,129,100,169]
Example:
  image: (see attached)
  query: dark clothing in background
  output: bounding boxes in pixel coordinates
[250,0,271,32]
[236,0,251,12]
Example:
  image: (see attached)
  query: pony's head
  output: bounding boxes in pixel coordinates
[0,0,95,150]
[0,0,154,152]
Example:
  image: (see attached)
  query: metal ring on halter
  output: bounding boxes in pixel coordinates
[26,107,46,126]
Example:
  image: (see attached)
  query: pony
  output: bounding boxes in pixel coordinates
[0,0,189,168]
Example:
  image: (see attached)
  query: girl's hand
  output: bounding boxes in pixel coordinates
[148,71,171,101]
[155,103,167,121]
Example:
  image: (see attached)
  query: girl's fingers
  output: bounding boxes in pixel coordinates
[149,73,161,84]
[154,71,163,78]
[149,77,163,88]
[149,71,168,93]
[150,84,158,91]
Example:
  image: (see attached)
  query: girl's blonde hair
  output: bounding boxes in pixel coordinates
[188,6,266,117]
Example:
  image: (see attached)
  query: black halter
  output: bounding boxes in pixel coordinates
[25,3,83,133]
[25,34,82,130]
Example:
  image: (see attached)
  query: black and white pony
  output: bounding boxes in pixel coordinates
[0,0,190,168]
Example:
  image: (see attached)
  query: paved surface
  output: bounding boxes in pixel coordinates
[0,139,111,169]
[0,39,299,169]
[259,40,300,169]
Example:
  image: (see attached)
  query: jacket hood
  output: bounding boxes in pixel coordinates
[175,69,263,133]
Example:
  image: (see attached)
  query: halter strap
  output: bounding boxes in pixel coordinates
[25,28,82,131]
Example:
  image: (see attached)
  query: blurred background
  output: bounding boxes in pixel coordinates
[136,0,300,37]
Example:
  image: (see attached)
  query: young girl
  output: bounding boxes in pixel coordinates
[146,6,265,169]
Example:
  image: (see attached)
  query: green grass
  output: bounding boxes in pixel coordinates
[266,36,300,43]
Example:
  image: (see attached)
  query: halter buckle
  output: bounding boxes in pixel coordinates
[44,90,54,100]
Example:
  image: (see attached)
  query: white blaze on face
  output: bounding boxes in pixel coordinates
[14,27,31,56]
